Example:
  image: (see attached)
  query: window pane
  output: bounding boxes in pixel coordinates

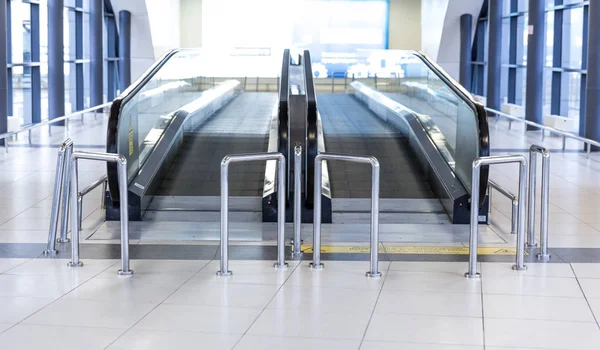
[502,18,510,65]
[518,0,528,12]
[543,68,552,115]
[516,15,528,65]
[562,7,584,69]
[11,1,31,63]
[560,72,581,124]
[501,67,509,104]
[515,68,526,106]
[545,11,554,67]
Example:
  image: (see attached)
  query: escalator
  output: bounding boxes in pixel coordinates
[304,50,489,225]
[104,49,291,223]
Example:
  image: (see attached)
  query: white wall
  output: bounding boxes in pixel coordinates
[420,0,449,59]
[145,0,181,57]
[180,0,203,48]
[388,0,422,50]
[110,0,155,82]
[434,0,483,80]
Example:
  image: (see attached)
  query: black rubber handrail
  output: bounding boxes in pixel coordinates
[411,51,490,206]
[279,49,291,202]
[303,50,318,208]
[106,49,183,202]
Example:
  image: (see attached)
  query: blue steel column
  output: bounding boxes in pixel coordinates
[90,0,103,106]
[525,0,545,130]
[0,0,7,145]
[585,0,600,150]
[118,11,131,91]
[460,14,473,90]
[48,0,65,123]
[486,0,503,111]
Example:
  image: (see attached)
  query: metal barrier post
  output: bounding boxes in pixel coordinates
[44,138,74,255]
[528,144,551,260]
[218,152,287,276]
[311,153,381,277]
[67,151,133,275]
[57,143,74,244]
[292,144,303,257]
[466,155,528,278]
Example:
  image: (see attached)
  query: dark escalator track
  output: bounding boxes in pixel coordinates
[318,94,434,199]
[157,93,275,197]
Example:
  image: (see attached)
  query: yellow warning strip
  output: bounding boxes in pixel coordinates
[301,245,525,255]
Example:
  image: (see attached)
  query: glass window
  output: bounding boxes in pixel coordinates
[562,7,584,69]
[516,15,528,65]
[542,68,552,115]
[518,0,528,12]
[501,18,510,65]
[560,72,581,122]
[545,11,554,66]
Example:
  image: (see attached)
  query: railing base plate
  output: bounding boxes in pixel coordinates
[216,271,232,277]
[464,272,481,279]
[42,249,58,256]
[56,238,71,244]
[67,261,83,267]
[511,264,528,271]
[273,263,289,269]
[117,269,134,276]
[309,262,324,270]
[365,271,382,278]
[536,253,551,261]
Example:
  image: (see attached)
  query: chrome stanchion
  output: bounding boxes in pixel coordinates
[466,155,528,278]
[44,138,73,255]
[67,151,133,275]
[528,145,551,261]
[311,153,381,277]
[57,142,74,244]
[292,144,303,257]
[218,152,287,276]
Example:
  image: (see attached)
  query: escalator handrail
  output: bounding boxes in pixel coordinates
[410,51,490,206]
[303,50,318,208]
[106,49,183,202]
[278,49,291,202]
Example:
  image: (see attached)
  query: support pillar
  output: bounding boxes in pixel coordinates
[0,0,8,145]
[486,0,503,111]
[90,0,103,106]
[48,0,65,123]
[525,0,545,129]
[119,11,131,91]
[585,0,600,150]
[460,14,473,90]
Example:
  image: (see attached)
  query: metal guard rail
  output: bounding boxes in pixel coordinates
[486,106,600,154]
[0,102,111,152]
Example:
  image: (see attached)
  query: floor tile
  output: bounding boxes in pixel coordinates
[485,318,600,349]
[481,262,575,278]
[248,308,371,340]
[5,258,117,278]
[389,261,474,274]
[0,324,122,350]
[483,294,595,322]
[0,296,54,323]
[0,323,13,333]
[572,263,600,279]
[0,274,82,298]
[95,259,210,283]
[235,335,360,350]
[23,298,156,329]
[134,304,261,334]
[375,289,482,317]
[192,260,297,286]
[165,280,280,308]
[383,271,481,294]
[65,275,183,304]
[360,341,483,350]
[267,284,380,313]
[0,258,29,273]
[107,329,241,350]
[364,312,483,345]
[482,275,583,297]
[576,278,600,299]
[286,265,385,290]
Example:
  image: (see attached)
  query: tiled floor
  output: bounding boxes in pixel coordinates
[0,259,599,349]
